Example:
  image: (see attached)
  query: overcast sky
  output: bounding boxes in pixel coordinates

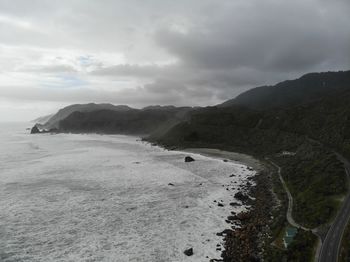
[0,0,349,121]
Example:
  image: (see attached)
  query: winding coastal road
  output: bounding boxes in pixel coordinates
[318,153,350,262]
[267,159,310,230]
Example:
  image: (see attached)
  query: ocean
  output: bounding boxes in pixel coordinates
[0,122,255,262]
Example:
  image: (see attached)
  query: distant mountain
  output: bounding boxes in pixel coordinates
[42,103,132,129]
[58,106,192,136]
[220,70,350,110]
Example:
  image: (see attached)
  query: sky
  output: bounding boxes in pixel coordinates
[0,0,349,121]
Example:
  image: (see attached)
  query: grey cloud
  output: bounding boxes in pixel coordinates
[154,0,350,73]
[22,65,78,74]
[92,64,171,78]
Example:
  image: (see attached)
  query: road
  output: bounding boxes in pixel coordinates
[267,159,310,230]
[319,153,350,262]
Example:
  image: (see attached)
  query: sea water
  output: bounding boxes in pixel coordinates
[0,123,255,262]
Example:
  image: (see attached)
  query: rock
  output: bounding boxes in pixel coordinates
[217,202,224,207]
[184,248,193,256]
[236,212,251,221]
[30,125,40,134]
[234,192,249,202]
[185,156,195,162]
[168,183,175,186]
[223,159,228,162]
[230,202,240,207]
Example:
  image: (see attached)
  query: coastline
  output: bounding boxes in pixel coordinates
[183,148,274,261]
[184,148,263,172]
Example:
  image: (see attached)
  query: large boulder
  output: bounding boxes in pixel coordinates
[185,156,195,162]
[184,248,193,256]
[30,125,40,134]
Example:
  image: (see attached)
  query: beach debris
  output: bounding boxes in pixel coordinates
[184,156,195,162]
[184,248,193,256]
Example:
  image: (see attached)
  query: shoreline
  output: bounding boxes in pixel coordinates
[183,147,274,261]
[184,148,263,172]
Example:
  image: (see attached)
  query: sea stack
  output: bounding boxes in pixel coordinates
[30,125,40,134]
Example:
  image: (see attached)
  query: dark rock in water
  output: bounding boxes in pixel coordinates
[217,202,224,207]
[234,192,249,202]
[230,202,240,207]
[184,248,193,256]
[30,125,40,134]
[185,156,195,162]
[216,229,233,237]
[168,183,175,186]
[223,159,228,162]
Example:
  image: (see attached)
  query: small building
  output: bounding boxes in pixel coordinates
[283,227,297,248]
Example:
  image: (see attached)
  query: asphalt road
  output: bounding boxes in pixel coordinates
[319,153,350,262]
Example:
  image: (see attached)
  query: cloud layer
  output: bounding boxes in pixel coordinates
[0,0,349,120]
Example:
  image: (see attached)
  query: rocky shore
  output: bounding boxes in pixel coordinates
[221,169,273,261]
[185,149,273,262]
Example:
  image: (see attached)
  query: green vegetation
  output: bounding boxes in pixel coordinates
[286,230,317,262]
[274,146,347,228]
[339,221,350,261]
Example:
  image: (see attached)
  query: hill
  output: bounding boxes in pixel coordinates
[57,106,192,137]
[42,103,132,130]
[220,70,350,110]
